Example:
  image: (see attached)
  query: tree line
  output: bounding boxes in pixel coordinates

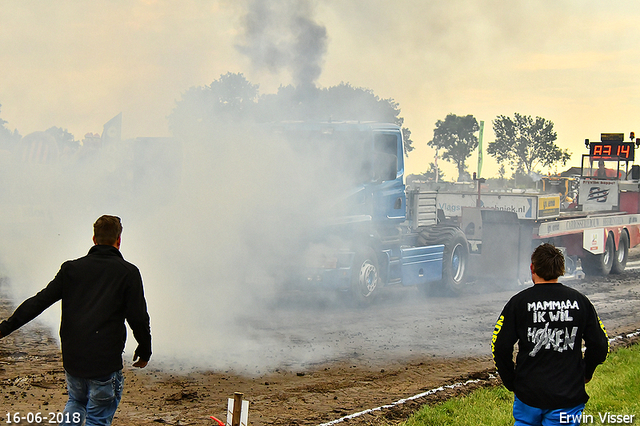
[0,73,415,159]
[1,73,569,182]
[424,113,570,182]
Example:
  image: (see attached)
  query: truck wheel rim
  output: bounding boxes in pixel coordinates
[451,244,465,283]
[359,261,378,296]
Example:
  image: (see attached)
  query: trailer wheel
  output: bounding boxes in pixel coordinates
[418,227,468,296]
[350,248,380,306]
[611,231,629,274]
[582,232,615,276]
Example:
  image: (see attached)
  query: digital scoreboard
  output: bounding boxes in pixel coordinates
[589,141,635,161]
[588,133,635,161]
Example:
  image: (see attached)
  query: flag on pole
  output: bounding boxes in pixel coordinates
[477,120,484,178]
[101,112,122,145]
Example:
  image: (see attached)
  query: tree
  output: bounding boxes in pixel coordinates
[498,164,506,186]
[488,113,570,175]
[428,114,479,181]
[45,127,79,155]
[418,162,445,181]
[169,72,260,136]
[0,104,21,151]
[169,77,414,154]
[256,82,414,154]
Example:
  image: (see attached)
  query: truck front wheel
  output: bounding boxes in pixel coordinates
[350,248,380,306]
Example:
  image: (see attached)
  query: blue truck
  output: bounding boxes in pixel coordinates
[267,121,469,305]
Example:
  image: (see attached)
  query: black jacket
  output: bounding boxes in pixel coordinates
[492,282,609,409]
[0,245,151,378]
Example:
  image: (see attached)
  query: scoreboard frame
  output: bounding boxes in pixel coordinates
[589,141,635,161]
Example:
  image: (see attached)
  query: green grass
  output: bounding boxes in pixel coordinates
[400,343,640,426]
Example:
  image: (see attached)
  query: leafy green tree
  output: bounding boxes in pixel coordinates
[169,72,260,136]
[498,164,506,186]
[170,77,414,154]
[418,162,445,181]
[319,83,413,155]
[427,114,479,181]
[45,127,79,154]
[0,105,21,151]
[401,127,413,156]
[256,82,414,154]
[488,113,570,175]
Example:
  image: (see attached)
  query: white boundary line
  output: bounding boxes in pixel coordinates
[316,378,484,426]
[609,329,640,342]
[316,328,640,426]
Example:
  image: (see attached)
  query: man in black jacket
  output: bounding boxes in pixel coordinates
[0,215,151,425]
[492,243,609,426]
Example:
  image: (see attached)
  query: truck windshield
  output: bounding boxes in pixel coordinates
[279,128,375,187]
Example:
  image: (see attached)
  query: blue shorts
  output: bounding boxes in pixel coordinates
[513,395,586,426]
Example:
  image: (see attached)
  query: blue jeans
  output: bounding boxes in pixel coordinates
[513,396,586,426]
[62,370,123,426]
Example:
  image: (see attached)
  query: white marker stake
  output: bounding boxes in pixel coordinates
[226,394,249,426]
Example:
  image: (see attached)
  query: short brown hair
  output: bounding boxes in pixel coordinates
[93,215,123,245]
[531,243,565,281]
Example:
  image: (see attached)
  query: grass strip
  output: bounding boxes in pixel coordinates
[401,343,639,426]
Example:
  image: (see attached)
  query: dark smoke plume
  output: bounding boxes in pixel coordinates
[236,0,328,88]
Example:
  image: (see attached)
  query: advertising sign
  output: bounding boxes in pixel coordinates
[583,228,604,254]
[578,179,618,211]
[538,196,560,218]
[435,193,560,220]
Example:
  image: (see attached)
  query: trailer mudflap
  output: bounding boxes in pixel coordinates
[463,208,532,284]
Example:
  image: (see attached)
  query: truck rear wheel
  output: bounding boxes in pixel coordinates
[441,229,468,295]
[611,231,629,274]
[582,232,615,276]
[418,227,468,296]
[350,248,380,306]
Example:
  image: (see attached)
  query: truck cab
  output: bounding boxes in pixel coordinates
[263,122,452,305]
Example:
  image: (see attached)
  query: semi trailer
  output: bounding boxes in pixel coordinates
[270,125,640,304]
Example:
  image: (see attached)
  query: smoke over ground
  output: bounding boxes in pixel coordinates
[0,118,375,374]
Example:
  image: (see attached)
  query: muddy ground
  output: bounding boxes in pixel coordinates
[1,252,639,426]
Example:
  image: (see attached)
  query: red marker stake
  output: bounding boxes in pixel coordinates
[210,416,225,426]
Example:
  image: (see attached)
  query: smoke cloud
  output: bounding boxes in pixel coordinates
[0,0,388,376]
[0,110,382,375]
[236,0,328,88]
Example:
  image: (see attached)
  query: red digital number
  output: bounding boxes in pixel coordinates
[618,144,630,158]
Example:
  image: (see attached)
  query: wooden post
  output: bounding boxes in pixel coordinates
[231,392,243,426]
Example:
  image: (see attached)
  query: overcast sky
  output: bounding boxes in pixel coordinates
[1,0,639,178]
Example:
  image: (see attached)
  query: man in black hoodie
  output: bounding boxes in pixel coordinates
[0,215,151,425]
[492,243,609,426]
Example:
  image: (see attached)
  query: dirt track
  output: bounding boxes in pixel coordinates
[1,253,640,426]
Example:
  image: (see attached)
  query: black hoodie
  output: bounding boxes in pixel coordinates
[492,282,609,409]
